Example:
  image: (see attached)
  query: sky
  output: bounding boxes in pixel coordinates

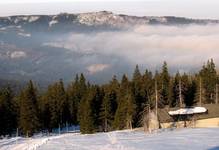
[0,0,219,19]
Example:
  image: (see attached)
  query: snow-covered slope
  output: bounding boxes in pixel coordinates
[0,134,66,150]
[1,128,219,150]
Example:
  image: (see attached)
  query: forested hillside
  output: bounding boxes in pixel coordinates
[0,59,218,136]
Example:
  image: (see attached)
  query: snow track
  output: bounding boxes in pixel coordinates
[1,128,219,150]
[0,135,65,150]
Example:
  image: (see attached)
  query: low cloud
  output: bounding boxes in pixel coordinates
[45,24,219,73]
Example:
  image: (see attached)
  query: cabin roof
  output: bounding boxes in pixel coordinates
[158,104,219,123]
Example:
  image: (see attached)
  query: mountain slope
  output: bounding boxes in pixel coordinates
[0,11,219,84]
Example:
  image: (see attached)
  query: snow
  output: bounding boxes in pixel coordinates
[0,26,22,31]
[77,11,124,26]
[168,107,207,116]
[76,11,168,27]
[1,128,219,150]
[49,20,58,27]
[0,27,6,31]
[17,32,31,37]
[28,16,39,23]
[0,135,64,150]
[14,17,28,24]
[10,51,26,59]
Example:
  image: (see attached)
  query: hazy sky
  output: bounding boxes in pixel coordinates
[0,0,219,19]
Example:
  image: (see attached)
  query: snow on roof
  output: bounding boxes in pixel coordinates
[168,107,207,116]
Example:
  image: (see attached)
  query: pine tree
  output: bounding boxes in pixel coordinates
[19,81,40,136]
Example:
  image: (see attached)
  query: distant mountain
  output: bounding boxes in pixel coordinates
[1,11,219,33]
[0,11,218,85]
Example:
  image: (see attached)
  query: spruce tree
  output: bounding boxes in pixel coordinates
[0,86,16,135]
[184,78,197,107]
[171,72,181,107]
[90,86,103,129]
[142,69,154,107]
[77,74,87,122]
[194,75,205,106]
[99,93,114,132]
[114,74,136,130]
[108,75,119,115]
[38,94,52,131]
[99,76,119,132]
[79,86,96,134]
[125,90,136,129]
[19,81,40,136]
[132,65,143,126]
[160,61,170,107]
[113,75,130,130]
[67,81,79,125]
[200,59,217,103]
[47,79,68,129]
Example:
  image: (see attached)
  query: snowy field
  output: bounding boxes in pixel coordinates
[1,128,219,150]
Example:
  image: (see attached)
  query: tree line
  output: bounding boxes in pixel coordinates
[0,59,218,136]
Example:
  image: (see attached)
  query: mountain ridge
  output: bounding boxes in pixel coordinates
[1,11,219,33]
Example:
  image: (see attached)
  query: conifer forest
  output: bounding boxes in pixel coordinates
[0,59,218,136]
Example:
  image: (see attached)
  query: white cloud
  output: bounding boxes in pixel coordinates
[44,24,219,72]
